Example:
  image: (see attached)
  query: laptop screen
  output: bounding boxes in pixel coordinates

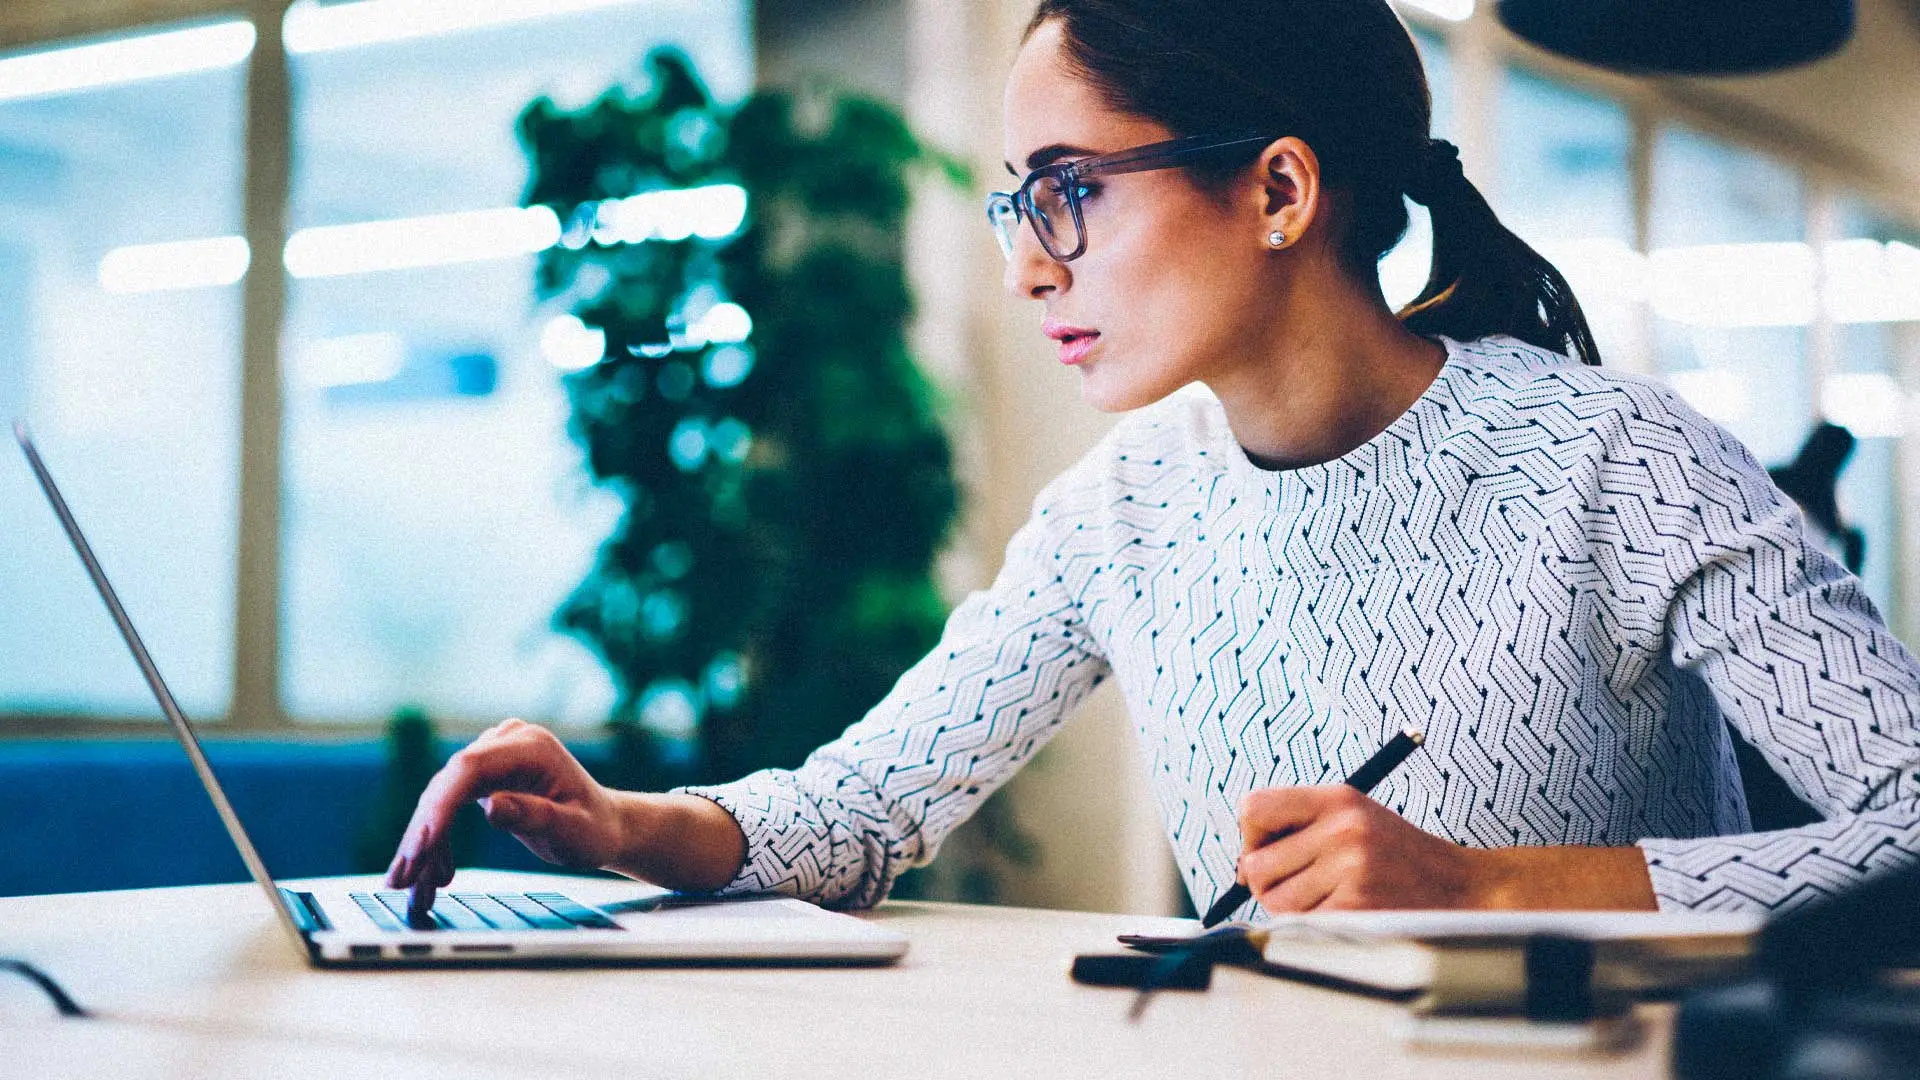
[14,423,311,953]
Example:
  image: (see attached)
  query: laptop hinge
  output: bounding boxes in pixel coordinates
[280,888,331,933]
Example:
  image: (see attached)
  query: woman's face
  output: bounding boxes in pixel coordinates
[1001,20,1287,413]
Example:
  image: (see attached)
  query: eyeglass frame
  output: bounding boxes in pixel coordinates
[986,133,1278,263]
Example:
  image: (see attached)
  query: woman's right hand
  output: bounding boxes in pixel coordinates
[384,719,631,918]
[384,719,749,924]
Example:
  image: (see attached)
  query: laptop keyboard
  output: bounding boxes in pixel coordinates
[349,890,620,932]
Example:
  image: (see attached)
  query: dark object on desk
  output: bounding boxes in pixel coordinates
[1201,726,1426,928]
[1520,936,1605,1023]
[1072,952,1213,992]
[1111,925,1267,1020]
[1673,860,1920,1080]
[1496,0,1853,75]
[1,957,89,1017]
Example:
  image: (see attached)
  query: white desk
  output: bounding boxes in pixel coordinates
[0,870,1673,1079]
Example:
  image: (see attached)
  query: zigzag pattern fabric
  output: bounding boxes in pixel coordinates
[680,335,1920,915]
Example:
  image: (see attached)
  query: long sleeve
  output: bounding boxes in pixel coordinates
[1638,412,1920,912]
[674,468,1112,909]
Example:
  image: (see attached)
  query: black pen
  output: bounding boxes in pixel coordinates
[1199,725,1427,929]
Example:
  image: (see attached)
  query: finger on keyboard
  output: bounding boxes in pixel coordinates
[408,883,437,927]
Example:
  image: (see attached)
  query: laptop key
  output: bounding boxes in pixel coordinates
[375,890,444,930]
[526,891,621,929]
[350,892,406,932]
[450,893,531,930]
[430,897,491,931]
[493,894,574,930]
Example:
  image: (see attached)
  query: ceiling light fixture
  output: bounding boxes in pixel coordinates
[0,20,255,104]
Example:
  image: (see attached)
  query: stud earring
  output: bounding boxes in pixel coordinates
[1267,230,1287,248]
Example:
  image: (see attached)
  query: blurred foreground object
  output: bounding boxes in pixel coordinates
[1673,860,1920,1080]
[1496,0,1854,75]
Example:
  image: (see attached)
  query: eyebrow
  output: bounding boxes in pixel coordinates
[1004,142,1099,176]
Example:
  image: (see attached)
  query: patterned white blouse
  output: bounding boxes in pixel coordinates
[680,334,1920,915]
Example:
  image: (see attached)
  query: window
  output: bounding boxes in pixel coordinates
[1649,126,1809,466]
[1494,66,1636,365]
[279,2,751,725]
[0,2,752,728]
[1379,25,1453,310]
[0,20,248,719]
[1826,198,1920,612]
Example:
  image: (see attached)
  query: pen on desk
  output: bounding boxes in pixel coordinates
[1199,725,1427,929]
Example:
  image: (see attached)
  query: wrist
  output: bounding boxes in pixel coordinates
[602,791,747,892]
[1468,846,1658,910]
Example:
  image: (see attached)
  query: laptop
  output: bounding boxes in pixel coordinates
[14,422,908,967]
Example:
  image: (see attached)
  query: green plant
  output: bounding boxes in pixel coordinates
[519,50,964,796]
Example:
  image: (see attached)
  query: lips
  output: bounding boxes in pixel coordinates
[1042,316,1100,366]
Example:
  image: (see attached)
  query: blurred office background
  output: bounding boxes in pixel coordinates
[3,0,1918,915]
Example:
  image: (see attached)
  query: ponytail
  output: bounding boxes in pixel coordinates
[1397,140,1601,366]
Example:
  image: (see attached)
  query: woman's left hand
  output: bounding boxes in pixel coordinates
[1236,784,1482,911]
[1234,784,1660,912]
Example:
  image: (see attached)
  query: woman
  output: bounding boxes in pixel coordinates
[389,0,1920,918]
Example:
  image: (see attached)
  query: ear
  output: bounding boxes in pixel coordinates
[1254,136,1323,250]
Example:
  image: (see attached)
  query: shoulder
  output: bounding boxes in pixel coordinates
[1446,335,1762,472]
[1445,334,1681,421]
[1449,336,1791,556]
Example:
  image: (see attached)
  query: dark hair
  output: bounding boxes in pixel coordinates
[1024,0,1601,366]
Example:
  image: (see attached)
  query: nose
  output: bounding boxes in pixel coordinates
[1002,225,1068,301]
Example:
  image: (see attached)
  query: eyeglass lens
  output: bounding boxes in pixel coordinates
[1026,174,1079,260]
[987,173,1082,262]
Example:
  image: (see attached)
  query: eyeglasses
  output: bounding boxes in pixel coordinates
[986,133,1276,263]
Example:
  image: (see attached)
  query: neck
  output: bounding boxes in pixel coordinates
[1203,274,1447,471]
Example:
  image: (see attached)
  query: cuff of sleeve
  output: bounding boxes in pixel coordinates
[1637,837,1814,914]
[671,773,808,899]
[1636,840,1703,912]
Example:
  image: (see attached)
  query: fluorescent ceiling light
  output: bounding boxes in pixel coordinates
[1397,0,1475,22]
[1824,373,1908,439]
[1823,240,1920,324]
[1640,239,1920,328]
[0,20,255,104]
[1533,238,1647,305]
[1649,242,1817,329]
[284,206,562,278]
[567,185,749,247]
[695,302,752,345]
[1666,369,1751,424]
[100,187,734,289]
[99,236,251,293]
[284,0,653,54]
